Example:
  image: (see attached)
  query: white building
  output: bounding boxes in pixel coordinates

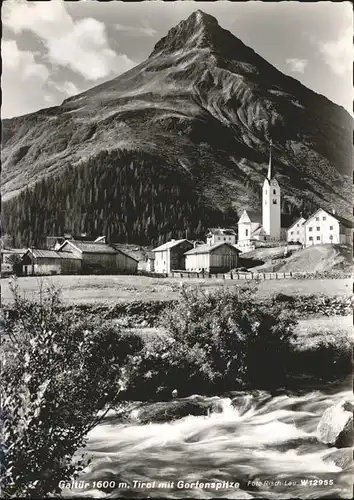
[152,239,193,273]
[287,216,306,245]
[206,228,237,245]
[303,208,352,247]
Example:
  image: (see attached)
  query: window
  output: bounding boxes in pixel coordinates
[290,231,294,235]
[265,190,268,195]
[297,224,299,227]
[297,231,299,235]
[309,237,313,241]
[308,227,313,232]
[316,217,319,221]
[265,200,267,205]
[329,235,333,240]
[273,189,276,194]
[245,229,249,236]
[224,237,226,241]
[323,216,326,221]
[316,227,320,231]
[329,226,333,230]
[272,199,277,204]
[316,236,320,241]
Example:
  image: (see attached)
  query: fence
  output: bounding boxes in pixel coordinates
[166,271,313,280]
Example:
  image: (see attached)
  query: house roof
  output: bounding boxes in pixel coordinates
[238,210,262,224]
[206,228,237,236]
[26,249,81,259]
[286,216,306,231]
[60,240,119,254]
[58,252,82,260]
[332,213,354,229]
[304,208,354,229]
[184,242,241,255]
[28,249,62,259]
[1,248,27,255]
[110,244,139,262]
[152,239,191,252]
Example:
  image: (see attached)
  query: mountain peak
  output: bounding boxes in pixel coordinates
[149,9,220,57]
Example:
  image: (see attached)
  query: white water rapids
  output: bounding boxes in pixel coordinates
[64,386,352,499]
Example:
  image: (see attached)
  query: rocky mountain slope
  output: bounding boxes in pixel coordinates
[2,10,352,245]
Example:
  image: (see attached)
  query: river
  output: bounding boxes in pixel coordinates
[64,384,352,499]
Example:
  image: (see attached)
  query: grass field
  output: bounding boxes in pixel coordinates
[116,315,353,356]
[1,274,352,305]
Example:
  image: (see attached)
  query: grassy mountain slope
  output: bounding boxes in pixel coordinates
[2,10,352,246]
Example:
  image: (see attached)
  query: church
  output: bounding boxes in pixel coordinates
[237,141,290,252]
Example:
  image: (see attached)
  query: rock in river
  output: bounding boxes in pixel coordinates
[317,400,353,448]
[136,396,222,424]
[323,448,353,470]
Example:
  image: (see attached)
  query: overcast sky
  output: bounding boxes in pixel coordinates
[1,0,353,118]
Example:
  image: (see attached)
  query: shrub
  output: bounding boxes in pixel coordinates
[122,336,214,400]
[0,278,143,498]
[122,286,298,397]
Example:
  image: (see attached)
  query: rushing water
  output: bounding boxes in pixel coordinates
[64,385,352,499]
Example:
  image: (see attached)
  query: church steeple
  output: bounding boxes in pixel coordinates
[266,139,273,181]
[262,137,280,240]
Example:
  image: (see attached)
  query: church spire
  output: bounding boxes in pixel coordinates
[267,139,273,181]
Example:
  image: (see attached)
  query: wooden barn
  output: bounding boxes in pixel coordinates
[184,242,241,273]
[58,240,138,274]
[20,249,81,276]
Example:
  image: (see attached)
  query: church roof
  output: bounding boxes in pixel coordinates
[267,139,273,181]
[245,211,262,223]
[251,226,267,236]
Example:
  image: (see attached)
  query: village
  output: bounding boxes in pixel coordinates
[1,143,352,279]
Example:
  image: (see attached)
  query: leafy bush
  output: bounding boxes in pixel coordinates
[122,286,298,398]
[0,278,143,498]
[122,336,214,400]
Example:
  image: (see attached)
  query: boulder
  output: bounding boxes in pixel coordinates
[323,448,353,470]
[317,400,353,448]
[136,397,221,424]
